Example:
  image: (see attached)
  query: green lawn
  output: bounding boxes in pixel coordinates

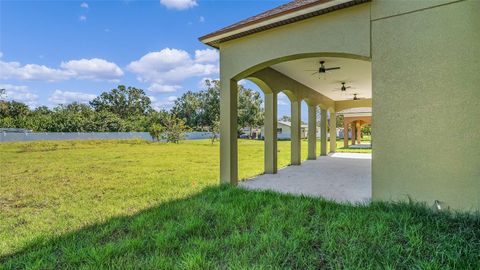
[0,139,478,269]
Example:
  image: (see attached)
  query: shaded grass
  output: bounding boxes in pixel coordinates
[1,186,479,269]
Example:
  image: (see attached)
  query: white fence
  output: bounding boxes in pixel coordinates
[0,132,214,143]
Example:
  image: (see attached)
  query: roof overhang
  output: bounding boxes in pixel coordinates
[199,0,369,48]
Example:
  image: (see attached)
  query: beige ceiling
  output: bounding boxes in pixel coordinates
[341,107,372,117]
[271,57,371,101]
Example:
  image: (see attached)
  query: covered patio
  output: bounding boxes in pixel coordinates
[200,0,373,196]
[240,153,371,204]
[199,0,480,211]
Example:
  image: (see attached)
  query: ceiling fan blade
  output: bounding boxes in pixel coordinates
[311,71,319,75]
[325,67,340,71]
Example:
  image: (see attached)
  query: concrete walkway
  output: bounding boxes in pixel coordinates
[239,153,371,204]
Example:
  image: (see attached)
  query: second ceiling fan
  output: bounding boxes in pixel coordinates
[333,82,352,92]
[350,93,363,100]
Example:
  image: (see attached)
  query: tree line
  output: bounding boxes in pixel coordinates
[0,80,265,142]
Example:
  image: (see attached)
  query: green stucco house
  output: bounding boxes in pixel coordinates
[199,0,479,211]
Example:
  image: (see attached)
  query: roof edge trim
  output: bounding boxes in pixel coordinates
[199,0,362,47]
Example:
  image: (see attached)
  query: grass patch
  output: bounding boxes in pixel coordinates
[1,139,477,269]
[1,186,479,269]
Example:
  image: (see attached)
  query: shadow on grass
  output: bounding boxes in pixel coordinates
[1,186,479,269]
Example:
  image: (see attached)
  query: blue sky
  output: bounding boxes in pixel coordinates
[1,0,308,119]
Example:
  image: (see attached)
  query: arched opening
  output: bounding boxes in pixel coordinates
[276,90,293,168]
[337,107,372,150]
[300,100,309,161]
[235,79,267,180]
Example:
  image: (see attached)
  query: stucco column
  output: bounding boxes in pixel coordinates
[291,99,301,165]
[264,92,277,174]
[320,108,327,156]
[307,104,317,160]
[351,121,356,145]
[220,79,238,185]
[343,120,349,148]
[329,112,336,153]
[356,121,361,144]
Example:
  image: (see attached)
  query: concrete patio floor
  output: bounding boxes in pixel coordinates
[239,153,372,204]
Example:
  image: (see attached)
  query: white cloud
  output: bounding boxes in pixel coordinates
[0,60,73,81]
[277,92,290,106]
[198,77,212,89]
[79,15,87,22]
[149,95,177,110]
[60,58,124,80]
[197,77,219,89]
[49,90,97,105]
[194,48,218,63]
[148,83,181,93]
[0,58,123,82]
[127,48,218,93]
[0,84,39,107]
[160,0,197,10]
[238,79,248,86]
[199,16,205,23]
[80,2,89,8]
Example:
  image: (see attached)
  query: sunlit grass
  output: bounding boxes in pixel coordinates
[0,138,316,256]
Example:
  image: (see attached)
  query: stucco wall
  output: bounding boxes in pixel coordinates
[371,0,480,211]
[219,3,371,80]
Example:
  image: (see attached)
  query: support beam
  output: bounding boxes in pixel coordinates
[351,121,356,145]
[264,92,277,174]
[220,79,238,185]
[307,105,317,160]
[329,112,336,153]
[320,108,327,156]
[356,121,362,144]
[291,99,301,165]
[343,121,349,148]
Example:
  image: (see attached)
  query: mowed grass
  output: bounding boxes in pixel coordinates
[0,138,312,256]
[1,139,478,269]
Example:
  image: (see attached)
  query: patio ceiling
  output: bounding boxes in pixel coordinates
[340,107,372,116]
[270,56,371,101]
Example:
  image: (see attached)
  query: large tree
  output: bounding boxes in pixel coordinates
[171,79,220,132]
[90,85,152,119]
[171,91,202,129]
[172,79,264,139]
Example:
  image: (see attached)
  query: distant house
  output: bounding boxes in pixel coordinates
[261,121,310,139]
[240,127,262,139]
[338,128,351,139]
